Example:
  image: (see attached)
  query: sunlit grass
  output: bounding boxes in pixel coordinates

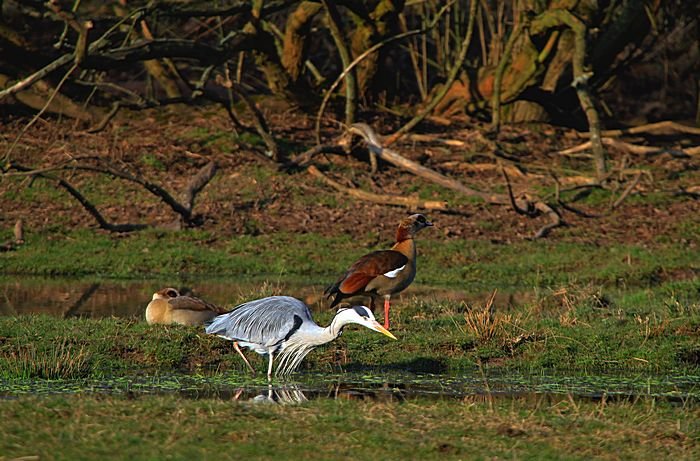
[0,394,697,460]
[0,276,698,379]
[0,340,92,380]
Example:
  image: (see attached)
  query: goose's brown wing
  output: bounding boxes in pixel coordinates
[334,250,408,295]
[168,296,228,314]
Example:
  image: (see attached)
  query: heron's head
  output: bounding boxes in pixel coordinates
[152,287,180,301]
[396,214,433,241]
[336,306,397,340]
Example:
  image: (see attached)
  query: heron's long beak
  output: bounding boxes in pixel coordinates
[372,321,397,340]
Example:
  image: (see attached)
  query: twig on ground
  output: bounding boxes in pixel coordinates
[559,137,698,156]
[575,120,700,138]
[611,172,643,209]
[307,165,448,211]
[287,145,347,168]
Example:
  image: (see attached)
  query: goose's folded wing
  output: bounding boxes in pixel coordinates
[168,296,228,314]
[337,250,408,294]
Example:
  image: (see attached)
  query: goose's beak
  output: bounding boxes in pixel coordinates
[372,321,397,340]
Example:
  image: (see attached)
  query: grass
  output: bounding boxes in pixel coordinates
[0,394,698,460]
[1,227,697,288]
[0,277,698,380]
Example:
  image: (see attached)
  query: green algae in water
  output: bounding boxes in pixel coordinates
[2,371,699,402]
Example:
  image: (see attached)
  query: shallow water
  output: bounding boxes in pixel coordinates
[2,371,699,404]
[0,275,522,318]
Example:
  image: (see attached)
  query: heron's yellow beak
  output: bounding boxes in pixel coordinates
[372,322,397,340]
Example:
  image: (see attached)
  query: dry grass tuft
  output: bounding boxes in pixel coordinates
[2,340,92,379]
[463,290,522,344]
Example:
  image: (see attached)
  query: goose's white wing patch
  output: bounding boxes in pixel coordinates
[383,265,406,278]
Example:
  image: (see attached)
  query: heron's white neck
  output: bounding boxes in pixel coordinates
[296,313,346,347]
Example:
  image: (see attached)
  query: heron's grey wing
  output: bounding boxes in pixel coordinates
[206,296,312,347]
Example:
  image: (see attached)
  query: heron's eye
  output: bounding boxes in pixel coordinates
[167,289,178,297]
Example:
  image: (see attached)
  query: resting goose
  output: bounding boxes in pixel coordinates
[145,288,229,326]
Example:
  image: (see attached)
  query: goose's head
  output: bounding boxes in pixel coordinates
[152,287,180,301]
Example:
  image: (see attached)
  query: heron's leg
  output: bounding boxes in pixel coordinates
[383,295,391,330]
[267,351,274,381]
[233,341,256,376]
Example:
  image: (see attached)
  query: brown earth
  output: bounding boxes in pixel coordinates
[1,103,699,246]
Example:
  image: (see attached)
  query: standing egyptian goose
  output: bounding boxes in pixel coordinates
[325,214,433,329]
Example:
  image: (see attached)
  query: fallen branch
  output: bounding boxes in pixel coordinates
[7,159,217,229]
[575,120,700,138]
[675,185,700,199]
[559,137,698,156]
[287,145,347,168]
[348,123,562,238]
[8,164,147,232]
[181,161,218,214]
[230,84,278,161]
[308,165,448,211]
[611,172,642,209]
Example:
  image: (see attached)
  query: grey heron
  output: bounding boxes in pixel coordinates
[205,296,396,379]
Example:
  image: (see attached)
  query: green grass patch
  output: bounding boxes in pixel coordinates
[1,229,697,291]
[1,278,698,379]
[0,394,697,460]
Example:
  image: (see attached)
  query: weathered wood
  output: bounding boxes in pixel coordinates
[308,165,448,211]
[350,123,562,238]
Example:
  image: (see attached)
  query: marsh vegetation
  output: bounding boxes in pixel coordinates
[2,0,700,459]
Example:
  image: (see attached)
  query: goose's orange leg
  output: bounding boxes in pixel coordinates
[383,297,391,330]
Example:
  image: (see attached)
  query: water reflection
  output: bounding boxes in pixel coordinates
[0,276,512,318]
[223,383,408,405]
[4,371,696,404]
